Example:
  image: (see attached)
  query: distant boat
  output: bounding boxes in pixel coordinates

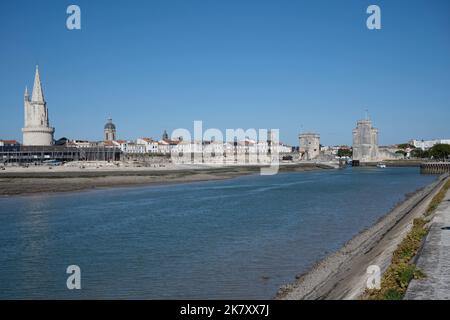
[377,163,387,168]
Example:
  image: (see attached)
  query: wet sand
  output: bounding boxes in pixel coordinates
[0,163,329,197]
[277,173,449,300]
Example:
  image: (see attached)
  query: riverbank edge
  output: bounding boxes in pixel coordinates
[276,173,450,300]
[0,163,333,197]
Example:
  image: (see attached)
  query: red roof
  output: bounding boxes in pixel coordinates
[162,138,180,145]
[103,140,115,146]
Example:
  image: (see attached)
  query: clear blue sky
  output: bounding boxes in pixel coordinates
[0,0,449,146]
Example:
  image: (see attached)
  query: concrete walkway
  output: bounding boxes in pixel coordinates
[405,188,450,300]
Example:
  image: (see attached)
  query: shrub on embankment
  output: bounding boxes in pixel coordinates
[365,218,427,300]
[426,180,450,216]
[365,178,450,300]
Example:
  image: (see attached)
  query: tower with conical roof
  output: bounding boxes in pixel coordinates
[22,66,55,146]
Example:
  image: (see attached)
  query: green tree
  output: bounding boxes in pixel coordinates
[337,148,352,157]
[397,143,415,150]
[411,149,429,159]
[429,144,450,160]
[395,150,407,157]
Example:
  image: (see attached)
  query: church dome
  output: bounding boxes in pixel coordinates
[104,119,116,130]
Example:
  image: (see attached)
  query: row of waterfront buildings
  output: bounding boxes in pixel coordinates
[1,67,449,164]
[85,119,294,156]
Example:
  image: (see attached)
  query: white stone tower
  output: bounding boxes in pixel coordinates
[22,66,55,146]
[299,133,320,160]
[352,118,379,162]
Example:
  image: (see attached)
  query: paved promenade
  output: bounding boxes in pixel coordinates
[405,188,450,300]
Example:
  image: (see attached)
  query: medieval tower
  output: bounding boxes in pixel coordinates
[22,66,55,146]
[352,118,379,162]
[299,133,320,160]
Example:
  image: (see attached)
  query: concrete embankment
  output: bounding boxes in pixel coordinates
[277,174,450,300]
[404,187,450,299]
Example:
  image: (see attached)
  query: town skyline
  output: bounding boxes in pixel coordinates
[1,65,447,149]
[1,0,449,145]
[2,1,450,304]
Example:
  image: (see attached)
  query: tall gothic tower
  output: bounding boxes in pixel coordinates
[22,66,55,146]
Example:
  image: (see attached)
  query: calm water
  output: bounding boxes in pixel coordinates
[0,167,436,299]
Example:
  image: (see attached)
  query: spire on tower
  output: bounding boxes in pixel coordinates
[31,65,45,102]
[24,86,29,98]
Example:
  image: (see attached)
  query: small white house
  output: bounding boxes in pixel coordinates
[137,138,159,153]
[113,140,146,154]
[158,139,180,154]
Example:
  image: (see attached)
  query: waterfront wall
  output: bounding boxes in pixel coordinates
[420,162,450,174]
[0,146,121,164]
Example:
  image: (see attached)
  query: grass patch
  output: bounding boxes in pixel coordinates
[383,288,403,300]
[366,178,450,300]
[426,180,450,216]
[365,218,427,300]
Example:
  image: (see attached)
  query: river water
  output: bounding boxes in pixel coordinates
[0,167,436,299]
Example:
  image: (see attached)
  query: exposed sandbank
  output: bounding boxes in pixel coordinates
[0,163,331,197]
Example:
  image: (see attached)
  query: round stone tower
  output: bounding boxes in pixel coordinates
[299,133,320,160]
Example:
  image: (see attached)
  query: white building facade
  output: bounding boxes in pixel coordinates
[137,138,159,153]
[410,139,450,151]
[112,140,145,154]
